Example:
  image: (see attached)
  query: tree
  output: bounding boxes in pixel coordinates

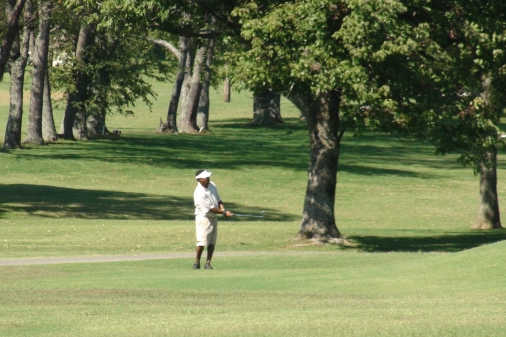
[179,39,208,133]
[24,0,51,145]
[420,2,506,229]
[228,0,445,242]
[153,19,219,133]
[42,70,57,142]
[0,0,26,80]
[61,22,94,140]
[156,36,187,133]
[51,1,166,140]
[3,0,33,149]
[336,1,506,230]
[196,36,215,132]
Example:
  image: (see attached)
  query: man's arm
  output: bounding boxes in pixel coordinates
[210,201,232,216]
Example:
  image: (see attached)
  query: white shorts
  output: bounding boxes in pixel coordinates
[195,215,217,247]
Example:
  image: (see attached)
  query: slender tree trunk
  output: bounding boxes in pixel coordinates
[252,90,282,126]
[3,0,32,149]
[197,79,210,132]
[223,77,231,103]
[289,89,342,243]
[42,70,57,142]
[474,147,502,229]
[196,37,215,132]
[180,43,207,133]
[472,74,502,229]
[25,0,51,145]
[63,23,93,140]
[0,0,26,80]
[160,36,188,133]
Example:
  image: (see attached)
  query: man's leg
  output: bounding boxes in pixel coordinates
[194,246,204,269]
[206,244,215,266]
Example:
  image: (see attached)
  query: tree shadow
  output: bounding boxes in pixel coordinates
[7,124,457,180]
[347,231,506,252]
[339,164,431,178]
[213,117,307,131]
[0,184,296,222]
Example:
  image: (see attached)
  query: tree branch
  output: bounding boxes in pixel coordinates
[148,37,181,60]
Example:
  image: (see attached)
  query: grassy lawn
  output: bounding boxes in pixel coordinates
[1,76,506,336]
[1,243,505,337]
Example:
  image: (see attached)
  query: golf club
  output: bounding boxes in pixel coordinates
[232,211,265,218]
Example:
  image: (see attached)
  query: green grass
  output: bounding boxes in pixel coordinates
[1,76,506,336]
[1,242,505,337]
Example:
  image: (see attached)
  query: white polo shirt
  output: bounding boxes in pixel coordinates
[194,181,221,217]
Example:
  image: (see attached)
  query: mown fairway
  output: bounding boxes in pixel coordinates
[1,78,505,336]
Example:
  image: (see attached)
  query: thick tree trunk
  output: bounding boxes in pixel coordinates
[180,43,207,134]
[289,89,342,243]
[73,103,88,140]
[160,36,188,133]
[0,0,26,80]
[4,52,25,149]
[252,90,282,126]
[63,23,93,140]
[177,40,195,130]
[3,0,32,150]
[474,148,502,229]
[25,0,51,145]
[42,71,57,142]
[196,38,215,132]
[223,77,231,103]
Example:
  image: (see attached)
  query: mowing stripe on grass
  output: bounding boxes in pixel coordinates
[0,250,334,266]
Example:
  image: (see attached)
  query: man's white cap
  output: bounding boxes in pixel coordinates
[195,170,212,180]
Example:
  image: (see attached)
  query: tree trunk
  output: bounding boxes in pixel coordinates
[3,0,32,150]
[25,0,51,145]
[252,90,282,126]
[73,102,88,140]
[86,111,107,138]
[176,40,194,130]
[474,148,502,229]
[289,89,342,243]
[180,43,207,134]
[63,23,93,140]
[160,36,188,133]
[0,0,26,81]
[196,37,215,132]
[223,77,231,103]
[473,74,502,229]
[197,79,210,132]
[42,71,57,142]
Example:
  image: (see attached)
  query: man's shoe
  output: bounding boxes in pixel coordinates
[192,263,200,270]
[204,262,213,270]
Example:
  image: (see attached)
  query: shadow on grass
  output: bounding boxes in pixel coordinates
[348,231,506,252]
[4,118,467,179]
[0,184,296,222]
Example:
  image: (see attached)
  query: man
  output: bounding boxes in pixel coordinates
[193,169,233,269]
